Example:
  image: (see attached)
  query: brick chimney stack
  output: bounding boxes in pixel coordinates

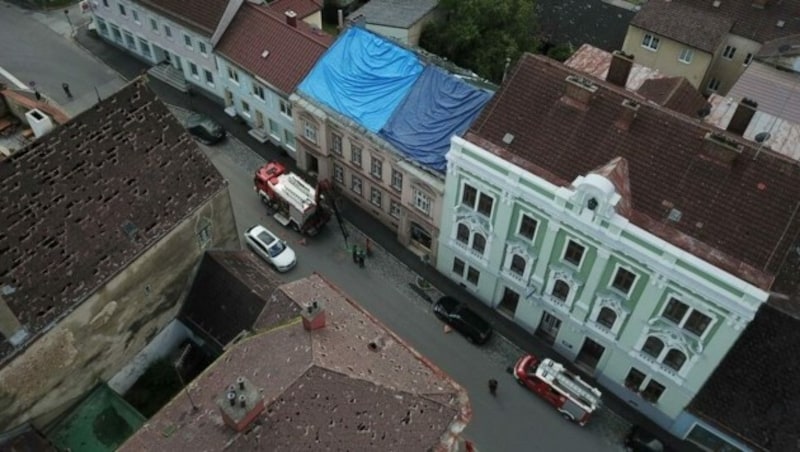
[301,300,326,331]
[615,99,640,131]
[285,10,298,27]
[726,98,758,136]
[562,75,598,110]
[607,51,634,88]
[217,376,264,432]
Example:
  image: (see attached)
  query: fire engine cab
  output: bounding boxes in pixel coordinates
[513,354,602,426]
[253,162,331,236]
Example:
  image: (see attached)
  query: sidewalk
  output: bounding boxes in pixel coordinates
[71,26,699,452]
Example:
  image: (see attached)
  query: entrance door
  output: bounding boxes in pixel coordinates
[254,110,264,129]
[498,287,520,317]
[536,312,561,345]
[575,337,605,372]
[224,89,233,107]
[307,154,318,175]
[171,54,182,72]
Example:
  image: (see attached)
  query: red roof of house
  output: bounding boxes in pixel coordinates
[216,3,332,95]
[268,0,322,19]
[139,0,230,35]
[468,54,800,292]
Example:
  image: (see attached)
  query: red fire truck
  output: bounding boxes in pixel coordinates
[253,161,331,236]
[513,354,602,426]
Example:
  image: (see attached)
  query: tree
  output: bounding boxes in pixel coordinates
[420,0,538,83]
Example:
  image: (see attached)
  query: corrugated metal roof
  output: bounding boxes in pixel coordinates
[727,61,800,125]
[349,0,439,29]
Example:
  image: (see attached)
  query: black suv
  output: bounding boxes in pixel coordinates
[185,113,225,145]
[433,296,492,345]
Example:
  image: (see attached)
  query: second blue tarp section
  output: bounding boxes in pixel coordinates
[379,66,493,172]
[297,27,423,133]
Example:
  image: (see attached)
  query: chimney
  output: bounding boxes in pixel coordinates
[285,10,297,27]
[607,51,634,88]
[217,376,264,432]
[726,98,758,136]
[752,0,768,8]
[615,99,640,131]
[0,293,28,346]
[562,75,598,110]
[702,132,743,164]
[301,300,325,331]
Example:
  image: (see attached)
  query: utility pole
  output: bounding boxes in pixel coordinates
[64,10,75,36]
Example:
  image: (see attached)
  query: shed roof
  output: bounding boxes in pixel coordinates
[349,0,439,29]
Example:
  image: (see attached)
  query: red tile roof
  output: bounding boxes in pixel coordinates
[632,0,800,49]
[120,274,470,451]
[138,0,230,35]
[268,0,322,19]
[636,76,708,117]
[216,3,332,95]
[468,54,800,292]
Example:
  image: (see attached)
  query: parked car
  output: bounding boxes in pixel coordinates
[244,225,296,272]
[185,113,225,144]
[432,296,492,344]
[624,425,664,452]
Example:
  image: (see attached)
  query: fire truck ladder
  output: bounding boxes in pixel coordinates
[279,173,315,212]
[541,359,600,409]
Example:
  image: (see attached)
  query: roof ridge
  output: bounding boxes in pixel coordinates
[245,2,330,48]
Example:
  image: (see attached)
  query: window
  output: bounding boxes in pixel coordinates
[150,18,157,31]
[370,157,382,179]
[370,187,382,207]
[241,100,250,117]
[184,34,192,49]
[284,130,295,150]
[390,200,401,218]
[456,224,469,244]
[597,307,617,329]
[744,52,753,66]
[124,31,136,49]
[391,169,402,191]
[663,298,689,324]
[413,189,431,215]
[252,84,265,101]
[477,193,493,216]
[678,48,693,64]
[331,133,342,155]
[552,280,570,301]
[685,310,712,336]
[102,0,108,6]
[110,25,122,43]
[269,119,279,137]
[452,257,465,276]
[119,4,126,15]
[640,380,665,403]
[510,255,526,276]
[467,267,480,285]
[686,425,741,451]
[410,222,432,249]
[138,37,151,58]
[227,66,239,83]
[351,145,362,166]
[96,18,108,35]
[164,25,172,38]
[642,336,664,358]
[132,9,139,22]
[472,233,486,254]
[279,99,292,118]
[518,214,538,240]
[461,184,477,207]
[189,62,199,78]
[564,240,585,266]
[303,121,317,143]
[351,175,362,195]
[663,349,687,371]
[199,42,207,56]
[333,164,344,183]
[204,70,214,86]
[612,267,636,294]
[722,45,736,59]
[642,33,659,51]
[625,368,646,391]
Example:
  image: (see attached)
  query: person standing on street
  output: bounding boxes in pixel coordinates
[62,83,72,99]
[488,378,498,396]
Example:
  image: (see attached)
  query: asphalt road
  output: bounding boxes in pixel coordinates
[0,2,124,116]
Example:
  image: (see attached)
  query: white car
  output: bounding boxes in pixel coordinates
[244,225,297,272]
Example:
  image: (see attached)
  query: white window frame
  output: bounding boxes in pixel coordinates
[183,34,193,50]
[642,33,659,51]
[351,175,362,195]
[240,100,251,117]
[454,221,488,258]
[303,120,317,144]
[227,66,239,84]
[132,9,140,24]
[252,84,266,101]
[268,118,280,139]
[610,263,638,296]
[198,41,208,57]
[96,18,109,36]
[744,52,753,66]
[279,99,292,118]
[284,129,296,150]
[189,62,199,79]
[149,18,158,32]
[123,30,136,49]
[678,48,693,64]
[370,156,382,180]
[561,238,587,268]
[658,296,716,339]
[413,188,432,216]
[333,164,344,183]
[517,213,539,241]
[389,200,401,218]
[460,182,494,218]
[163,24,172,39]
[204,70,214,87]
[351,145,362,167]
[330,133,343,155]
[118,3,126,16]
[707,78,721,92]
[391,168,402,191]
[370,187,382,207]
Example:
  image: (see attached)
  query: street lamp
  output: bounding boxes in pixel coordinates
[64,10,75,36]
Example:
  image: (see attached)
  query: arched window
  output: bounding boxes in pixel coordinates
[456,223,470,244]
[472,233,486,254]
[642,336,664,358]
[552,280,570,301]
[663,349,687,371]
[510,255,526,276]
[597,307,617,329]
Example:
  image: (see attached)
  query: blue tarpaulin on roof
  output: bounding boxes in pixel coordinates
[297,27,423,133]
[378,66,493,172]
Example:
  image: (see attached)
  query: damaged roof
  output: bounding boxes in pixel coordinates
[0,79,225,361]
[468,54,800,293]
[120,274,470,451]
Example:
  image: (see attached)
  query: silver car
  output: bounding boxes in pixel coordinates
[244,225,297,272]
